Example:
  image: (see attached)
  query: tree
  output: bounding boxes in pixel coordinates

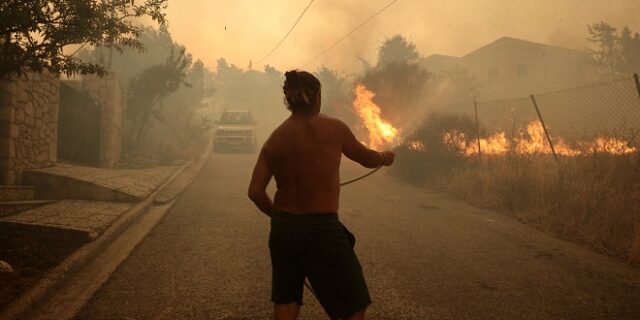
[77,26,176,84]
[127,46,191,144]
[588,22,621,76]
[587,22,640,78]
[619,27,640,73]
[356,35,429,131]
[376,34,420,67]
[360,61,429,127]
[154,60,216,147]
[314,66,355,124]
[0,0,167,78]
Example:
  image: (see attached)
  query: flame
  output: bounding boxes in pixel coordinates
[407,140,426,151]
[352,84,399,149]
[443,131,467,152]
[588,137,638,154]
[430,121,637,157]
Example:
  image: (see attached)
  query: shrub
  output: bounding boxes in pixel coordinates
[390,112,476,183]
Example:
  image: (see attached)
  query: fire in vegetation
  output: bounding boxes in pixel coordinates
[352,84,399,149]
[407,140,426,152]
[438,122,637,156]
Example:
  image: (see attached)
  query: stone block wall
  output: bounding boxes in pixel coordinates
[0,71,59,185]
[82,74,123,168]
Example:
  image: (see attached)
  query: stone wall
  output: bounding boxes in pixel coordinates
[82,74,123,168]
[0,71,59,185]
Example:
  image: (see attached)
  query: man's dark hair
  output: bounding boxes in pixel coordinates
[283,70,321,112]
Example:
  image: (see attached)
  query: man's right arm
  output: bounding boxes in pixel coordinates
[338,120,394,168]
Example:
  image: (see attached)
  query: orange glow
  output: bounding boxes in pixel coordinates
[407,140,426,151]
[352,84,399,149]
[588,137,638,154]
[436,121,637,157]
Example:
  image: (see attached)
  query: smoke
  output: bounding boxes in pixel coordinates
[163,0,640,75]
[546,27,588,51]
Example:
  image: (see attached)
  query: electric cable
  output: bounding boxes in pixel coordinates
[255,0,315,65]
[302,0,398,68]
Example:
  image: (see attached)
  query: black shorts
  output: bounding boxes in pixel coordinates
[269,211,371,320]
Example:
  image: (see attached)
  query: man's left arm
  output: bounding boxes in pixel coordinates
[248,148,273,217]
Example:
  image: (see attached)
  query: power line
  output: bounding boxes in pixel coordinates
[255,0,315,65]
[302,0,398,68]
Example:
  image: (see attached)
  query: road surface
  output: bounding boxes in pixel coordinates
[75,153,640,320]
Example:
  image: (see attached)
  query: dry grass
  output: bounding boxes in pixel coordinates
[445,153,640,264]
[393,112,640,264]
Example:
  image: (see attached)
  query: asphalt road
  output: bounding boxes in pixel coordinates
[75,153,640,320]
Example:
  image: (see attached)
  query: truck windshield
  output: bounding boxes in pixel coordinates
[220,112,251,124]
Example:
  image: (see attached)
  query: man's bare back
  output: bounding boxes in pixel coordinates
[249,112,392,215]
[263,113,385,214]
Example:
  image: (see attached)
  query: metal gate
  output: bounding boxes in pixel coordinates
[57,83,100,166]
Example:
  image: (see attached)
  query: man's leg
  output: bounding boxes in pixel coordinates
[274,302,301,320]
[344,308,366,320]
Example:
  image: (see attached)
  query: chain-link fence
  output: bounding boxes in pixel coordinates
[468,74,640,158]
[476,97,538,136]
[534,77,640,141]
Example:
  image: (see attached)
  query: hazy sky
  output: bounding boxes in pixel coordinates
[164,0,640,74]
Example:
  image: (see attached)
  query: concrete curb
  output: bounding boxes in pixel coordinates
[0,144,212,320]
[28,140,214,320]
[154,141,212,205]
[156,138,212,205]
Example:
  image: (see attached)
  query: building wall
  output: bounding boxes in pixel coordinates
[0,71,59,184]
[420,55,464,75]
[82,74,123,168]
[463,40,590,100]
[422,38,591,101]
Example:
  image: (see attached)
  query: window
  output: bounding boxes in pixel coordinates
[517,64,528,78]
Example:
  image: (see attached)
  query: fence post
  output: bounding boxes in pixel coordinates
[474,100,482,161]
[634,73,640,101]
[530,94,559,164]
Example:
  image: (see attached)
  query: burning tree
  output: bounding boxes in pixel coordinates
[359,35,429,128]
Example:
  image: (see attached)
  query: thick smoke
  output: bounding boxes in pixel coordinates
[163,0,640,74]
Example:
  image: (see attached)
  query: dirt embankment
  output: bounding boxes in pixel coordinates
[0,224,87,309]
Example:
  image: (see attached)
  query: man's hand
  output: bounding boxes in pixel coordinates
[381,151,395,166]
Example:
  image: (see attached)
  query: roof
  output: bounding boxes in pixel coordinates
[463,36,588,59]
[422,54,462,62]
[420,54,464,70]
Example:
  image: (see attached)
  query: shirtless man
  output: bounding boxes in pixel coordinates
[248,70,395,320]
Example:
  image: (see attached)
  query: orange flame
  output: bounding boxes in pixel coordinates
[407,140,426,151]
[438,121,636,157]
[353,84,399,149]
